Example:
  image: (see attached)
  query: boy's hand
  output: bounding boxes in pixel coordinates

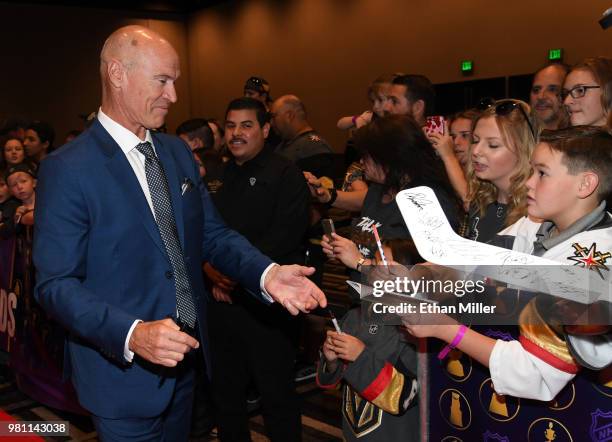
[322,233,362,269]
[322,330,339,362]
[329,331,365,362]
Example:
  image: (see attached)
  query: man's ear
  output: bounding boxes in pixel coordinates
[578,171,599,198]
[262,122,271,139]
[107,59,125,89]
[411,99,425,122]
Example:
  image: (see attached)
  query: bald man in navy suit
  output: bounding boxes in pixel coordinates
[33,25,326,441]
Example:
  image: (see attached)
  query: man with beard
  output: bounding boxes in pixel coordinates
[382,74,435,126]
[530,63,570,130]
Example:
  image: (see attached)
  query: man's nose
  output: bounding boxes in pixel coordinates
[165,83,177,103]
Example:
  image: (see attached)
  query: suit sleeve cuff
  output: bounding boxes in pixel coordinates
[124,319,143,362]
[259,263,278,303]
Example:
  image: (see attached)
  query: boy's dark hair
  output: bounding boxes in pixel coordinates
[225,97,269,127]
[176,118,215,150]
[540,126,612,200]
[392,74,436,117]
[27,120,55,148]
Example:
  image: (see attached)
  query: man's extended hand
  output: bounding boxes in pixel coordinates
[129,318,199,367]
[264,264,327,315]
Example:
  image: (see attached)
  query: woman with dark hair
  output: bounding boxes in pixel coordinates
[319,115,461,272]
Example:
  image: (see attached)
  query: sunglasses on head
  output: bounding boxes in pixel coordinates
[477,97,535,139]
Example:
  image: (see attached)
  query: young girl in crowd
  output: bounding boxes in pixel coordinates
[5,163,36,227]
[3,138,26,167]
[465,99,536,243]
[427,109,481,209]
[335,75,398,192]
[317,238,420,441]
[448,110,481,171]
[563,56,612,128]
[336,74,396,131]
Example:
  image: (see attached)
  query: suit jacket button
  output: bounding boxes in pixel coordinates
[165,271,173,279]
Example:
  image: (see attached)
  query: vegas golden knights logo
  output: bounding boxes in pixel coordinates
[343,386,382,437]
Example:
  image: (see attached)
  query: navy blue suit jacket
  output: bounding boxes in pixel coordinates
[33,120,272,418]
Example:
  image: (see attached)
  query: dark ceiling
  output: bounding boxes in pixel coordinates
[0,0,230,15]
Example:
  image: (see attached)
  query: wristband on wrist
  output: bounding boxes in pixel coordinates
[326,187,338,206]
[437,324,467,360]
[351,115,358,126]
[355,256,366,272]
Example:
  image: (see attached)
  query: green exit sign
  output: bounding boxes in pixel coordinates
[549,48,563,60]
[461,60,473,73]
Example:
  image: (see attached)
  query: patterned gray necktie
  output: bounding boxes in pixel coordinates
[136,141,197,327]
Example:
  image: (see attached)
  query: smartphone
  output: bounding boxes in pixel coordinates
[321,218,335,238]
[425,115,446,136]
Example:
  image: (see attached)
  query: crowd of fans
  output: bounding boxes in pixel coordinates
[1,55,611,440]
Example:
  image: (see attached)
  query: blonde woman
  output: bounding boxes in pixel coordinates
[465,98,536,243]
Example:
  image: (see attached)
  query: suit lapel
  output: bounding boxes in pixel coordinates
[153,134,186,250]
[91,121,169,262]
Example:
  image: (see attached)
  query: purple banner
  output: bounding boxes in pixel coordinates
[1,230,85,414]
[0,236,16,352]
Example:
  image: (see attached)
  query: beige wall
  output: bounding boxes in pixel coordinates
[187,0,612,150]
[0,3,190,144]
